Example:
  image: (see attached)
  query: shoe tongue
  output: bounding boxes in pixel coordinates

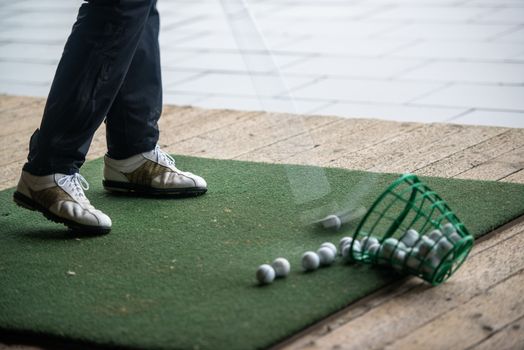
[143,149,163,164]
[56,174,89,203]
[55,173,69,181]
[153,149,175,168]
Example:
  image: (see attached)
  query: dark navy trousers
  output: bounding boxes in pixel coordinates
[24,0,162,176]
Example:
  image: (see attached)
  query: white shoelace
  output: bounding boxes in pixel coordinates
[57,173,89,199]
[154,145,176,167]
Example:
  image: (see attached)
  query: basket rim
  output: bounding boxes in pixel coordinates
[429,235,474,285]
[352,173,419,243]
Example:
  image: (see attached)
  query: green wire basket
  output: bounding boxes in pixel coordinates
[350,174,474,286]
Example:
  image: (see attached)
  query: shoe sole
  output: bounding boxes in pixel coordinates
[103,180,208,197]
[13,191,111,235]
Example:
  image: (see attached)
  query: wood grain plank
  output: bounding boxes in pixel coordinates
[500,169,524,184]
[0,163,26,190]
[331,123,466,171]
[1,103,43,137]
[470,316,524,350]
[384,270,524,350]
[282,120,420,167]
[417,129,524,178]
[0,135,31,166]
[455,146,524,181]
[0,95,41,113]
[161,110,262,152]
[234,118,368,163]
[172,112,337,160]
[78,107,218,159]
[370,124,506,174]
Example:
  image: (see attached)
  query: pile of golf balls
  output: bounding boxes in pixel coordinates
[256,257,290,285]
[301,241,338,272]
[371,223,460,276]
[255,223,461,285]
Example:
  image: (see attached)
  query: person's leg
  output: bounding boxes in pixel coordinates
[102,1,207,197]
[23,0,156,176]
[105,0,162,160]
[15,0,156,234]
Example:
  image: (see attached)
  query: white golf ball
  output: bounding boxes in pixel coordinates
[351,239,362,252]
[442,223,463,243]
[428,229,444,243]
[339,236,353,254]
[322,214,342,230]
[365,244,380,261]
[441,222,456,236]
[379,238,400,258]
[433,238,454,259]
[271,258,291,278]
[449,232,462,244]
[341,244,351,259]
[400,229,420,247]
[405,249,422,271]
[391,249,407,271]
[342,240,361,262]
[317,247,336,266]
[320,242,337,255]
[301,251,320,271]
[421,255,441,277]
[361,236,380,250]
[365,243,380,257]
[256,264,275,285]
[414,236,435,257]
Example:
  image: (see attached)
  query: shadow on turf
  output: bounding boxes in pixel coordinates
[0,329,139,350]
[20,228,106,241]
[103,189,207,200]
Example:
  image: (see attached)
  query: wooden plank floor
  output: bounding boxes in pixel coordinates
[1,94,523,350]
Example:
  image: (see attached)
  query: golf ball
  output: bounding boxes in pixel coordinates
[421,255,442,277]
[442,223,463,243]
[379,238,401,259]
[391,249,407,271]
[361,236,380,250]
[256,264,275,285]
[428,229,444,243]
[365,243,380,260]
[320,242,337,256]
[433,237,454,259]
[405,249,422,271]
[342,240,361,262]
[271,258,291,278]
[449,232,462,244]
[339,236,353,254]
[302,251,320,271]
[322,214,342,230]
[400,229,420,247]
[317,247,336,266]
[441,223,456,236]
[414,236,435,257]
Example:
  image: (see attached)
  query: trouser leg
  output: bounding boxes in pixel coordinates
[24,0,156,176]
[106,1,162,160]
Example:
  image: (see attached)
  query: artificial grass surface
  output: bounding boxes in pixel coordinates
[1,156,524,350]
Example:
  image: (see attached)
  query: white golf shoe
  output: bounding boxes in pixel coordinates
[13,171,112,234]
[103,145,207,196]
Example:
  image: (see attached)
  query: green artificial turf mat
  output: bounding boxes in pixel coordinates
[1,156,524,350]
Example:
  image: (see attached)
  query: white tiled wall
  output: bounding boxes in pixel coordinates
[0,0,523,128]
